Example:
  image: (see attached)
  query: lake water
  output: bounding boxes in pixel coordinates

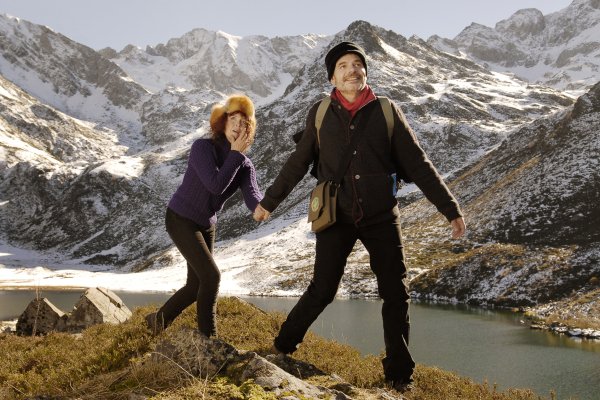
[1,290,599,400]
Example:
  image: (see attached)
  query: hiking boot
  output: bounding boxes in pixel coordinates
[387,380,414,394]
[145,312,165,336]
[268,344,286,357]
[265,344,288,363]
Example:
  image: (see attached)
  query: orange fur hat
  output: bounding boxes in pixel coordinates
[209,94,256,135]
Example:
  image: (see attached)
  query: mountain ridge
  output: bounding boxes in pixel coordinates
[428,0,600,91]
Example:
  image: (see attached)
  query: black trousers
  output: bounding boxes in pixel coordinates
[156,208,219,337]
[274,216,415,383]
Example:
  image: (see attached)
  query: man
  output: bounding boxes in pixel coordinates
[254,41,466,392]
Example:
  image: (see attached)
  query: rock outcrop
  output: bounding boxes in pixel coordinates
[152,329,352,399]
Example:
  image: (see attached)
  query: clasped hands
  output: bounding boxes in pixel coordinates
[253,204,270,222]
[253,206,466,239]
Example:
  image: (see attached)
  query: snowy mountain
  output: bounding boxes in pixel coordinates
[407,81,600,307]
[0,71,167,263]
[0,13,330,265]
[0,4,598,319]
[103,30,329,99]
[428,0,600,92]
[99,30,330,147]
[0,15,148,147]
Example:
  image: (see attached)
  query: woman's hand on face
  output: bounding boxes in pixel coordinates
[231,129,251,153]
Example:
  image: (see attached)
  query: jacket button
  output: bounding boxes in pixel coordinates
[353,150,357,155]
[355,174,360,180]
[358,198,363,203]
[350,124,355,130]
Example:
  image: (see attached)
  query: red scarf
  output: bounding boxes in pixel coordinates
[331,85,376,117]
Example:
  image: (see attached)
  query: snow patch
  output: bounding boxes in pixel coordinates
[90,157,145,179]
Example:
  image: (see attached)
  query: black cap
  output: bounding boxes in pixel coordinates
[325,41,368,80]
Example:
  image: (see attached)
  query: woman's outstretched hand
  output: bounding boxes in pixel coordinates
[254,204,271,222]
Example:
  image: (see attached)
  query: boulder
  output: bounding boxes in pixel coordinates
[63,287,131,332]
[153,329,238,378]
[240,354,350,399]
[153,329,351,399]
[552,326,568,334]
[16,297,66,335]
[567,328,583,337]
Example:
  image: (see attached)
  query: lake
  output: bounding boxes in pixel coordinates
[1,289,599,399]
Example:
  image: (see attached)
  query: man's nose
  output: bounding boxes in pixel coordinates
[346,66,360,76]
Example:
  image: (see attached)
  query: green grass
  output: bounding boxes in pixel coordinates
[0,297,561,399]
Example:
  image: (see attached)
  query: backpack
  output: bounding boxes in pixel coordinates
[294,97,412,185]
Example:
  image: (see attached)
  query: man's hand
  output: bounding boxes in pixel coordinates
[450,217,466,239]
[253,204,271,222]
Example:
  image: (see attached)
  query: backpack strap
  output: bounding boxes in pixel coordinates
[311,95,411,185]
[314,97,331,146]
[380,96,413,184]
[378,96,394,141]
[315,97,393,145]
[312,95,411,186]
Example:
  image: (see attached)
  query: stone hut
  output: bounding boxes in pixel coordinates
[16,297,66,335]
[63,287,132,332]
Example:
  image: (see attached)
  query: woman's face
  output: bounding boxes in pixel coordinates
[224,112,249,144]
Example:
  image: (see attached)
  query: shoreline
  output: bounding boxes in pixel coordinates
[2,287,599,342]
[0,286,91,292]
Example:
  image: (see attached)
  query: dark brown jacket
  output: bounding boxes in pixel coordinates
[261,96,462,225]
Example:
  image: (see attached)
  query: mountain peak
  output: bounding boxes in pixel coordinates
[338,20,406,58]
[341,20,382,47]
[495,8,545,39]
[346,20,375,31]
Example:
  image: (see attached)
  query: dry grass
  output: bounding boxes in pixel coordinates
[406,366,551,400]
[0,307,153,398]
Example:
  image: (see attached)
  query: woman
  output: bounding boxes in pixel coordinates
[146,94,262,337]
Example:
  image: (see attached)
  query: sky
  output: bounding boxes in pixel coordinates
[0,0,573,51]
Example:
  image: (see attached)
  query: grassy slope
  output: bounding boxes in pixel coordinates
[0,297,561,400]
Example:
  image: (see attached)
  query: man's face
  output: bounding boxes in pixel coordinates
[330,53,367,96]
